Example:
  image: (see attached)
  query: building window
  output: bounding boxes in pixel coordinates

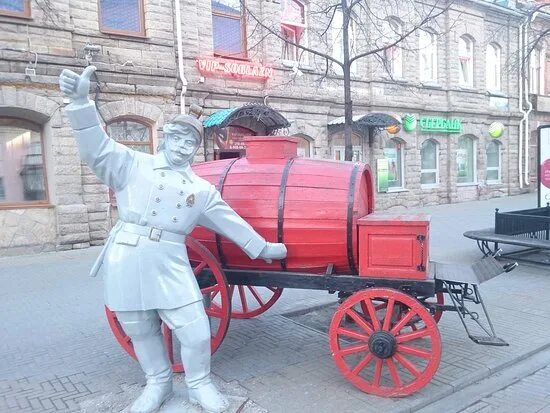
[486,141,501,183]
[486,43,501,91]
[459,35,474,87]
[293,134,313,157]
[419,29,437,82]
[0,118,48,206]
[333,146,362,162]
[383,17,403,78]
[0,177,5,200]
[99,0,145,37]
[0,0,30,18]
[331,8,357,75]
[212,0,246,58]
[384,138,404,189]
[530,48,545,95]
[281,0,307,63]
[457,136,476,184]
[106,118,153,154]
[420,139,439,186]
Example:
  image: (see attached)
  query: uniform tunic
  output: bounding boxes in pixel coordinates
[66,102,267,311]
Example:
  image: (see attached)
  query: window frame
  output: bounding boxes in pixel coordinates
[486,43,502,91]
[383,17,404,79]
[0,117,50,210]
[486,140,502,184]
[0,0,31,19]
[419,29,437,82]
[458,35,474,87]
[105,116,154,154]
[281,0,308,63]
[384,138,405,190]
[420,139,439,188]
[333,145,362,162]
[98,0,146,38]
[331,7,357,75]
[530,47,545,95]
[456,135,477,185]
[212,0,248,59]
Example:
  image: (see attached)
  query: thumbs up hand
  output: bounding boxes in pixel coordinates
[59,66,96,105]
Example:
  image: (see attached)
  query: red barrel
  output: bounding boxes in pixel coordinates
[191,136,374,274]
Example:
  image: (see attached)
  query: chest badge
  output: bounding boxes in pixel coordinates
[186,194,195,208]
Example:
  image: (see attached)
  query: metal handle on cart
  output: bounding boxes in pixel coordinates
[503,262,518,273]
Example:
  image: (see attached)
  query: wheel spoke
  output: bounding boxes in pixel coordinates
[386,358,402,387]
[267,286,279,292]
[362,298,381,330]
[396,328,431,344]
[382,298,395,331]
[398,344,432,359]
[335,343,370,358]
[193,261,207,276]
[238,285,249,313]
[247,286,265,307]
[351,353,374,375]
[337,327,370,342]
[373,359,383,386]
[394,353,421,378]
[201,285,219,295]
[229,284,235,299]
[344,308,374,336]
[390,309,416,335]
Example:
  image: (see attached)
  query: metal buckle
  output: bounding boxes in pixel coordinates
[149,227,162,242]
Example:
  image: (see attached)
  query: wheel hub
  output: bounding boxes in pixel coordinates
[368,331,397,359]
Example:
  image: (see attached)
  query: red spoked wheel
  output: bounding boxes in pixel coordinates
[360,292,444,329]
[329,288,442,397]
[228,285,283,319]
[105,236,231,373]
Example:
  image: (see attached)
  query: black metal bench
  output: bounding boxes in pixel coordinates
[464,205,550,265]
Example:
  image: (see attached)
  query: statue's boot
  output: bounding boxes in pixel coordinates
[118,313,174,413]
[174,318,229,413]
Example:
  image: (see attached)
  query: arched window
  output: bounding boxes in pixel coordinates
[530,48,545,95]
[99,0,145,37]
[384,138,405,189]
[332,8,357,75]
[457,136,477,184]
[459,35,474,87]
[0,117,48,206]
[212,0,246,57]
[486,141,501,183]
[486,43,501,91]
[281,0,307,63]
[420,139,439,186]
[383,17,403,78]
[419,29,437,82]
[106,118,153,154]
[292,134,313,157]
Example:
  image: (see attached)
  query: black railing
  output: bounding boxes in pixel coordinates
[495,204,550,240]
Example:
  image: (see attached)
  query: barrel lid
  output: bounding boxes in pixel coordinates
[245,136,298,159]
[357,213,431,226]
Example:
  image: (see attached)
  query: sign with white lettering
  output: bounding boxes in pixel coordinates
[419,117,462,133]
[196,58,273,80]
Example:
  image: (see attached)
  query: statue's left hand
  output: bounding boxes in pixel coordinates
[59,65,96,105]
[258,242,287,264]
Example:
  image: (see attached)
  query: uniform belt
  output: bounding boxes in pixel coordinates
[121,222,186,244]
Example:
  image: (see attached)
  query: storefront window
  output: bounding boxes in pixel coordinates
[457,136,476,184]
[0,118,48,206]
[212,0,246,57]
[420,139,439,185]
[384,138,404,188]
[333,146,361,162]
[486,141,501,183]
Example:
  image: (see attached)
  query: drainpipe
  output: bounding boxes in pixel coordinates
[518,21,526,189]
[174,0,188,114]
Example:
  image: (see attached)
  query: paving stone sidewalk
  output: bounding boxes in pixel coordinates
[1,193,549,413]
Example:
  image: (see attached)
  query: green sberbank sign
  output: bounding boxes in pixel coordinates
[420,117,462,133]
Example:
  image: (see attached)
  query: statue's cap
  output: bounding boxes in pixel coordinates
[167,114,204,137]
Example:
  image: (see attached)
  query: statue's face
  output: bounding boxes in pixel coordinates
[164,125,200,167]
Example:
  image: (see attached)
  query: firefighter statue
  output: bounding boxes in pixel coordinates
[59,66,287,413]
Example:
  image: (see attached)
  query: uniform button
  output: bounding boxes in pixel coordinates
[182,179,186,184]
[172,216,177,223]
[176,203,182,209]
[179,190,184,196]
[158,184,164,190]
[160,171,166,177]
[155,197,161,203]
[152,210,157,216]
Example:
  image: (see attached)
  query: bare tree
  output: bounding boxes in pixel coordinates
[243,0,454,160]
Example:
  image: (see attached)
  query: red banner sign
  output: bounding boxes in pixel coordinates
[196,58,273,80]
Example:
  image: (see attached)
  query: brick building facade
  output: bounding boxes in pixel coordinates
[0,0,548,255]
